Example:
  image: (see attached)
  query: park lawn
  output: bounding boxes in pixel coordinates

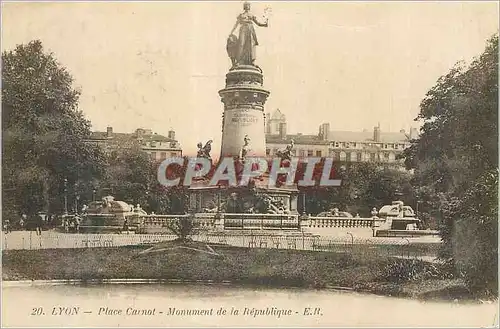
[1,241,471,301]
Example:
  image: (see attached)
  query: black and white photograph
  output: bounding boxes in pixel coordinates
[1,1,499,327]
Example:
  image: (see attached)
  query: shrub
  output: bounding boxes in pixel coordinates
[379,258,454,283]
[450,170,498,296]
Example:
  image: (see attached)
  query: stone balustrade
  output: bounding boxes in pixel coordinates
[301,216,383,229]
[137,213,300,232]
[222,213,300,230]
[82,213,386,234]
[139,214,216,229]
[137,214,216,234]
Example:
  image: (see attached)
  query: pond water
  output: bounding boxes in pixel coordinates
[2,283,497,327]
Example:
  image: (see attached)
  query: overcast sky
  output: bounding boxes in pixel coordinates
[2,1,498,155]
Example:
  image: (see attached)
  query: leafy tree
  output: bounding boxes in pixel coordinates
[450,169,498,296]
[404,35,498,196]
[361,167,414,212]
[98,146,187,214]
[403,35,498,294]
[102,144,155,207]
[2,40,106,218]
[299,162,415,216]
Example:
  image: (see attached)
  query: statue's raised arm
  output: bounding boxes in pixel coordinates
[251,15,268,27]
[226,2,269,67]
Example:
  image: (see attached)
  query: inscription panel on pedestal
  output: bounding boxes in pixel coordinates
[227,109,260,126]
[221,108,266,157]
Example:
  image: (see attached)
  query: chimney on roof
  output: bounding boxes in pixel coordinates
[319,123,330,141]
[373,124,381,142]
[279,122,287,139]
[168,130,176,140]
[106,126,113,138]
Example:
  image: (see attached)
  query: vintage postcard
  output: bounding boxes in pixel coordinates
[1,1,499,327]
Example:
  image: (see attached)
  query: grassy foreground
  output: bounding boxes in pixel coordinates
[1,241,475,301]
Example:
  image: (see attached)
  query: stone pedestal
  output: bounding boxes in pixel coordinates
[188,175,299,216]
[186,63,299,228]
[219,65,270,158]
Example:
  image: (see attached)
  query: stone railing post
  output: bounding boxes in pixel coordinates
[299,214,310,230]
[371,216,379,237]
[214,213,224,230]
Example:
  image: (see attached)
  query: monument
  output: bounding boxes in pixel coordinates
[219,1,269,158]
[188,2,299,222]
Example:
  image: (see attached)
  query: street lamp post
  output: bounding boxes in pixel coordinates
[302,192,306,215]
[416,201,423,217]
[75,194,80,214]
[92,189,96,202]
[217,186,222,211]
[63,178,68,215]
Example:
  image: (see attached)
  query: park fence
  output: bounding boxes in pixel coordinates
[2,231,176,250]
[1,230,440,261]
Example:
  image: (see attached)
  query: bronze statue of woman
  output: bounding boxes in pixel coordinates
[228,2,268,67]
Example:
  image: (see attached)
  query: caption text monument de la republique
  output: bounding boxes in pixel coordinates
[89,306,322,318]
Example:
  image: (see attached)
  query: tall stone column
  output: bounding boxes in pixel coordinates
[219,65,270,158]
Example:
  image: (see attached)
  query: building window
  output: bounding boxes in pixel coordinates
[150,152,157,160]
[266,148,271,155]
[388,153,396,162]
[353,143,357,148]
[292,149,297,156]
[307,150,314,157]
[316,150,322,157]
[160,152,167,160]
[370,153,376,161]
[340,151,346,161]
[299,150,305,157]
[170,152,177,157]
[357,153,363,162]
